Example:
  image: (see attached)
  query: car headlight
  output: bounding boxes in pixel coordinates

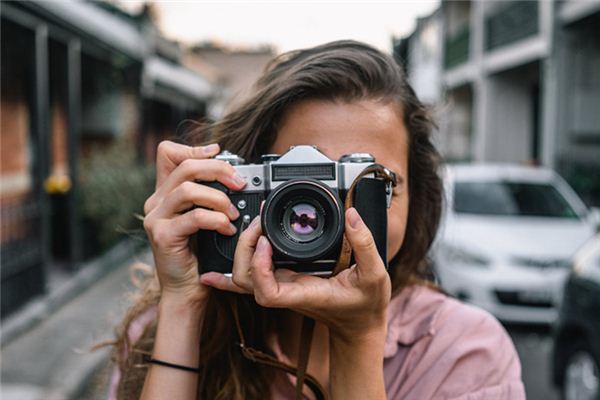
[444,245,491,267]
[573,236,600,277]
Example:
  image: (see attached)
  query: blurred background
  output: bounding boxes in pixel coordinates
[1,1,599,399]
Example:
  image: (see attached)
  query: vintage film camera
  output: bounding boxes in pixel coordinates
[194,145,395,275]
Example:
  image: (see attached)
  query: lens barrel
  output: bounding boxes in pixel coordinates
[261,179,344,262]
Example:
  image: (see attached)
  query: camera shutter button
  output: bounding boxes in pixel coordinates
[215,150,245,165]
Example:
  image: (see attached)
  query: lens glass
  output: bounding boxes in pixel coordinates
[282,199,325,243]
[289,203,318,236]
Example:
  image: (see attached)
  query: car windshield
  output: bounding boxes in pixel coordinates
[453,181,580,218]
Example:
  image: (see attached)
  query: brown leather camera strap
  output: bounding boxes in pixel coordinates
[295,316,315,398]
[230,163,395,399]
[334,164,397,275]
[230,300,325,400]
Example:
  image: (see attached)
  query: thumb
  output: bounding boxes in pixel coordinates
[344,207,385,277]
[252,235,273,271]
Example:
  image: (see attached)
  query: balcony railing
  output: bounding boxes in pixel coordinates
[445,26,470,69]
[485,1,539,52]
[0,198,43,280]
[1,197,45,317]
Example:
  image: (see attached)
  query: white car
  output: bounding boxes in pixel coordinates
[432,164,598,324]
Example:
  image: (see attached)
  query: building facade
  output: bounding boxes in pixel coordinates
[0,1,213,317]
[399,0,600,206]
[184,43,275,119]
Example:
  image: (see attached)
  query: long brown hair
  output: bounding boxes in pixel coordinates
[113,40,443,399]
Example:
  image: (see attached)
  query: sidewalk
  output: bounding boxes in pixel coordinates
[1,242,151,400]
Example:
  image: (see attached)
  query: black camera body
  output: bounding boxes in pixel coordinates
[194,145,392,275]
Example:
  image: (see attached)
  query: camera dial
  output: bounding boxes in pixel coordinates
[215,150,245,165]
[339,153,375,163]
[261,154,280,163]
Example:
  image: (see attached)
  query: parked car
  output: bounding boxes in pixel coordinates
[552,234,600,400]
[431,164,597,324]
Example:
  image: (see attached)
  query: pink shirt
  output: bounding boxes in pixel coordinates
[109,285,525,399]
[382,285,524,399]
[271,285,524,399]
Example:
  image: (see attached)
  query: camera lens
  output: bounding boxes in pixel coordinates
[290,203,317,236]
[283,201,324,243]
[262,179,344,263]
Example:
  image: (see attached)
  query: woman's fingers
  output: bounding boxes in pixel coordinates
[146,159,246,213]
[247,208,386,309]
[199,272,250,294]
[154,181,239,220]
[146,208,237,247]
[249,237,324,309]
[155,141,220,189]
[230,216,262,291]
[199,208,388,310]
[166,158,246,194]
[344,208,387,282]
[249,236,284,306]
[200,216,263,294]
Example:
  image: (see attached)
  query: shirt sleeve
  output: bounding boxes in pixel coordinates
[107,306,157,400]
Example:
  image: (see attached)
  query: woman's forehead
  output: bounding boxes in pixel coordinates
[271,99,409,174]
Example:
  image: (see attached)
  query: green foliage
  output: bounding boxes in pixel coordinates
[80,139,155,251]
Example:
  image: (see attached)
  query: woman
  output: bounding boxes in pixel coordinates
[111,40,525,399]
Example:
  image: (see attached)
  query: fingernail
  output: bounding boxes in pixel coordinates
[347,208,363,229]
[229,223,238,234]
[232,172,247,187]
[229,204,240,219]
[203,143,219,154]
[250,216,260,228]
[257,236,268,252]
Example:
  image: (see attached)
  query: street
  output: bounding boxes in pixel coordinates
[506,324,560,400]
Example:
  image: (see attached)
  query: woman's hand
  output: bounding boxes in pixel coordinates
[201,207,390,399]
[141,140,247,400]
[200,207,391,341]
[143,140,247,308]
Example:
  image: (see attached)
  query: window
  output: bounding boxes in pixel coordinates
[453,181,579,219]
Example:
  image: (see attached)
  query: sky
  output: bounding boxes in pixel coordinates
[117,1,440,53]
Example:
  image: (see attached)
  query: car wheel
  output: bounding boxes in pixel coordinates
[563,346,600,400]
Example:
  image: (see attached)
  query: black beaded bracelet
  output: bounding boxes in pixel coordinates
[143,354,200,373]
